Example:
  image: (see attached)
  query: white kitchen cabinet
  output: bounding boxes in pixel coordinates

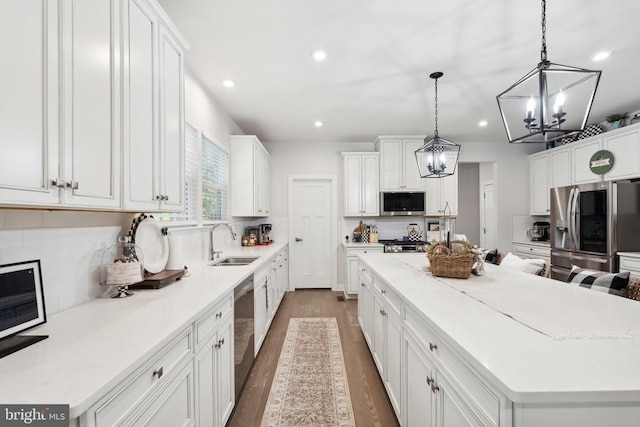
[572,138,603,184]
[377,137,424,191]
[83,327,194,427]
[195,309,234,427]
[123,0,187,212]
[619,253,640,277]
[0,1,61,207]
[342,153,380,216]
[230,135,271,217]
[603,127,640,180]
[276,248,289,303]
[424,173,458,216]
[358,264,375,350]
[253,262,270,354]
[529,152,550,215]
[345,246,383,297]
[550,148,572,188]
[513,242,550,263]
[60,0,122,209]
[267,257,278,320]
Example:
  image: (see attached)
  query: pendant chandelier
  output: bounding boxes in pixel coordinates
[496,0,601,144]
[415,72,460,178]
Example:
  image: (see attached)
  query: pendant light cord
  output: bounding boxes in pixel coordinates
[540,0,547,62]
[434,77,439,138]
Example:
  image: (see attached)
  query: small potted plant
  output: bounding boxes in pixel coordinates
[606,112,628,130]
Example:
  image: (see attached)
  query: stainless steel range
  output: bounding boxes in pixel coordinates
[380,239,429,253]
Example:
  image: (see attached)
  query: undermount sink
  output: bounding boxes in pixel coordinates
[208,257,259,266]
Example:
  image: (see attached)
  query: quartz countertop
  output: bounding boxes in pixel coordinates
[512,240,551,247]
[0,243,287,418]
[341,241,384,248]
[358,253,640,404]
[619,252,640,259]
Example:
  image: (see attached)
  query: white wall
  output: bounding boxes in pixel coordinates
[457,163,480,244]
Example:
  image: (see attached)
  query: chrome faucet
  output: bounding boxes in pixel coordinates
[209,223,237,260]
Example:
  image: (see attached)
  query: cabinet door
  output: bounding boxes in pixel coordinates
[123,0,159,211]
[550,148,571,188]
[362,155,380,215]
[386,311,402,420]
[347,257,360,294]
[604,129,640,180]
[436,374,483,427]
[360,279,374,350]
[195,338,216,427]
[372,295,386,378]
[530,153,549,215]
[216,316,234,427]
[572,138,602,184]
[380,140,403,190]
[130,362,195,427]
[158,24,185,212]
[402,139,424,190]
[254,280,267,355]
[405,333,435,427]
[424,178,441,215]
[344,156,363,215]
[0,1,61,206]
[62,0,121,209]
[261,148,270,215]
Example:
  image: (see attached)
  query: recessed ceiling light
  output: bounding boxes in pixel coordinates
[314,120,323,128]
[478,120,488,127]
[593,51,611,61]
[222,79,236,88]
[311,50,327,61]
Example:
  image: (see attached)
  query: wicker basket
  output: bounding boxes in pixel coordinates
[427,243,476,279]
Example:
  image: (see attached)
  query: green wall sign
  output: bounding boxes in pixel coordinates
[590,150,615,175]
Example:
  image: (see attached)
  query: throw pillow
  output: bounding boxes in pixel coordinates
[499,252,545,275]
[484,249,499,265]
[566,266,629,297]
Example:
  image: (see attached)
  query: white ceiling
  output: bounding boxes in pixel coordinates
[158,0,640,144]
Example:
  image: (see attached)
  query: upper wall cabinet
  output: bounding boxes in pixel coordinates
[529,122,640,215]
[0,0,188,212]
[342,153,379,216]
[376,137,424,191]
[0,1,61,207]
[230,135,270,217]
[122,0,188,212]
[424,173,458,216]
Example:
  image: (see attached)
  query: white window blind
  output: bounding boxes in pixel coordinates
[155,123,198,222]
[202,134,229,221]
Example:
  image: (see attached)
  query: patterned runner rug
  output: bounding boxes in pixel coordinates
[260,317,355,427]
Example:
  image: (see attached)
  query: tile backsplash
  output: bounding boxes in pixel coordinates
[0,209,254,316]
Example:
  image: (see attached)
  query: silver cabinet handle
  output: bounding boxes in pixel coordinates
[51,178,66,188]
[429,342,438,351]
[156,194,165,200]
[164,195,169,201]
[65,181,79,190]
[381,289,386,295]
[153,367,164,379]
[431,383,440,393]
[426,376,434,385]
[360,282,365,287]
[295,237,303,242]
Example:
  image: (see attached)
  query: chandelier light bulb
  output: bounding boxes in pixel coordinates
[526,96,536,118]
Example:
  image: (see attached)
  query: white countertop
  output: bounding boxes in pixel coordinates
[359,253,640,404]
[341,241,384,248]
[0,243,286,418]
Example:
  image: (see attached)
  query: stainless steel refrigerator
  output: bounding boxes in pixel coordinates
[550,181,640,281]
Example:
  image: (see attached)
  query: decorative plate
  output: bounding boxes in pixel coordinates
[132,216,169,274]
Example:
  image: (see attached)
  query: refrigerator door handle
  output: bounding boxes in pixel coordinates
[571,188,580,249]
[566,188,575,248]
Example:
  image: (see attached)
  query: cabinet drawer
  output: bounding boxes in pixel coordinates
[347,246,383,257]
[405,308,499,426]
[195,293,233,347]
[358,261,374,284]
[513,244,550,260]
[620,256,640,276]
[372,278,401,316]
[88,327,193,427]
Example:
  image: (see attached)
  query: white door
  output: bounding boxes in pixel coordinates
[289,177,336,288]
[480,180,497,249]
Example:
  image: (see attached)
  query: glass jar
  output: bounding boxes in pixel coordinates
[101,235,144,298]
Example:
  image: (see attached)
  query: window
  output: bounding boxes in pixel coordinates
[202,134,229,221]
[156,123,229,223]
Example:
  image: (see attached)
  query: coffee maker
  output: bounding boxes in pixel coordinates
[258,224,272,244]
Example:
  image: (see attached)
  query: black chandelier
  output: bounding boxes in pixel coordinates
[496,0,601,144]
[415,72,460,178]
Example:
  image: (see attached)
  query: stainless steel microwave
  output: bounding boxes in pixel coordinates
[380,192,425,216]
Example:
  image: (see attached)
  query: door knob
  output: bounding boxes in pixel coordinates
[295,237,303,242]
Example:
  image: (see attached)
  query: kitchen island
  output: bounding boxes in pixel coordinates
[358,252,640,427]
[0,243,287,426]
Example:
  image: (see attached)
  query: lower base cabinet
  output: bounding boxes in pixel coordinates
[195,313,234,427]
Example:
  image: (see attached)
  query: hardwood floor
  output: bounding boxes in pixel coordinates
[228,289,400,427]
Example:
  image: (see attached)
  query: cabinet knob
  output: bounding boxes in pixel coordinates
[156,194,165,200]
[426,376,434,385]
[65,181,79,190]
[431,383,440,393]
[360,282,365,287]
[164,195,169,201]
[51,178,66,188]
[153,367,164,379]
[429,342,438,351]
[381,289,386,295]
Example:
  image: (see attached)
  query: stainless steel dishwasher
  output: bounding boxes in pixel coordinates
[233,275,255,401]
